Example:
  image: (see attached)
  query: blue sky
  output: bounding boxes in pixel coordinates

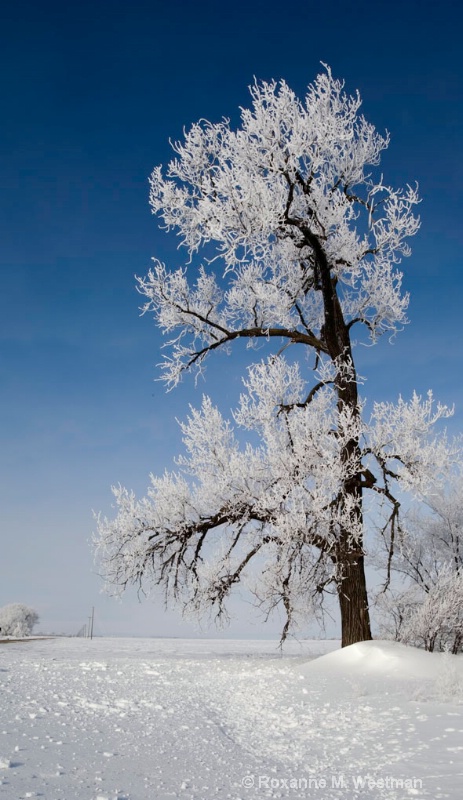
[1,0,462,638]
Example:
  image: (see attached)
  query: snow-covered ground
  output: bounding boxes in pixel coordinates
[1,637,462,800]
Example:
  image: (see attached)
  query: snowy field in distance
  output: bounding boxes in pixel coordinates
[1,636,462,799]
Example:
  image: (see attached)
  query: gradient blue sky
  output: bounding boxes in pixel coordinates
[1,0,462,637]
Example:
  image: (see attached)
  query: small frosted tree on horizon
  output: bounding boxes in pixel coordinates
[0,604,39,637]
[94,67,459,647]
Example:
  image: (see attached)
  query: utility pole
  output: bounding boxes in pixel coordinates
[90,606,95,640]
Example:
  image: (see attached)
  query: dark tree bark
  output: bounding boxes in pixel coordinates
[337,549,372,646]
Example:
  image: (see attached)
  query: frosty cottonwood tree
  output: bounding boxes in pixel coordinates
[95,68,457,646]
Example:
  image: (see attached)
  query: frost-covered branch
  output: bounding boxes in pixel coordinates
[95,354,459,642]
[137,261,327,386]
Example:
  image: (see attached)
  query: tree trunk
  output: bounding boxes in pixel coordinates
[337,552,372,647]
[307,235,372,647]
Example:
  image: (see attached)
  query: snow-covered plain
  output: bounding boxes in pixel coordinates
[1,637,462,800]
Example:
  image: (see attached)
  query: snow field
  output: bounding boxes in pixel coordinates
[0,637,462,799]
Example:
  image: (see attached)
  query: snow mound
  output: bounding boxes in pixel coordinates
[300,639,445,681]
